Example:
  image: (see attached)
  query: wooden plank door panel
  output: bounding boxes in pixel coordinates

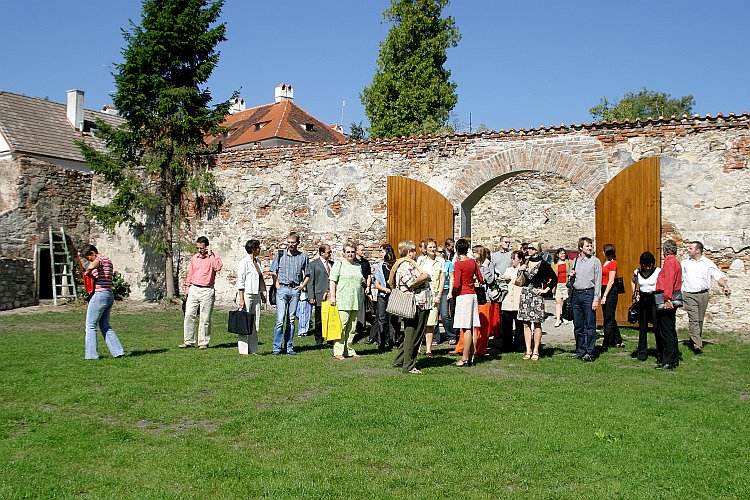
[387,176,454,249]
[595,157,661,325]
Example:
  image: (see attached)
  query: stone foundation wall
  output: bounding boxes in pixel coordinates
[90,115,749,334]
[0,258,36,310]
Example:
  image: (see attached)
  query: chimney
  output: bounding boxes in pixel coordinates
[274,83,294,103]
[229,96,246,114]
[66,89,85,131]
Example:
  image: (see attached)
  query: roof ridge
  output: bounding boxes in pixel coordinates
[272,100,289,139]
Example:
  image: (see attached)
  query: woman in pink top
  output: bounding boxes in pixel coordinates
[452,238,483,367]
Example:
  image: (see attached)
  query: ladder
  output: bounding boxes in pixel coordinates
[49,226,78,305]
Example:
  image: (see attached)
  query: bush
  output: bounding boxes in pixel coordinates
[112,272,131,300]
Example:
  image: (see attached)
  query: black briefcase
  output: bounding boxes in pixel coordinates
[228,310,255,335]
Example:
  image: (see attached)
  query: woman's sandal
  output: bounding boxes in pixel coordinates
[333,355,345,361]
[531,353,540,361]
[523,352,532,360]
[454,360,472,367]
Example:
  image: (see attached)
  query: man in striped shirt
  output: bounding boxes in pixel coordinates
[269,232,309,355]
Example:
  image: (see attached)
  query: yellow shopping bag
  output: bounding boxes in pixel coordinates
[321,300,342,341]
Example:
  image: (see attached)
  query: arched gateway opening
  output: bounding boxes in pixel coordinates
[387,141,661,324]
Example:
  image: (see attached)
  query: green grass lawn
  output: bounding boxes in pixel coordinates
[1,305,748,498]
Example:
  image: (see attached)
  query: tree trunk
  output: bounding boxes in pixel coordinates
[164,202,176,299]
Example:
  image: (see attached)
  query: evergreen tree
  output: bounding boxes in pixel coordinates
[361,0,460,139]
[79,0,230,299]
[348,121,366,140]
[590,87,695,123]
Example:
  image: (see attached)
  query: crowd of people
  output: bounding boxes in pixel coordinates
[80,233,732,373]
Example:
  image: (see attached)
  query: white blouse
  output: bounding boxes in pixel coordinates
[237,256,266,295]
[633,267,660,293]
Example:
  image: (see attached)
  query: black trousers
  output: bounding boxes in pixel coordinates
[372,295,400,347]
[601,286,622,347]
[657,307,679,366]
[500,310,525,352]
[636,293,660,362]
[311,304,324,345]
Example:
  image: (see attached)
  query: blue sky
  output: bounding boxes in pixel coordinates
[2,0,748,134]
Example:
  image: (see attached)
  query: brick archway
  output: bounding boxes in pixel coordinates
[445,138,608,235]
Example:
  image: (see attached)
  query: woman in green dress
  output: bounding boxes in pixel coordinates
[329,241,364,360]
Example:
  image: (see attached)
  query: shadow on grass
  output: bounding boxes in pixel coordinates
[128,348,168,357]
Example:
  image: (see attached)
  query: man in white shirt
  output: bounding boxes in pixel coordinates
[681,241,731,353]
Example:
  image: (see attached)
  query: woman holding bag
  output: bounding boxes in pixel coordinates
[328,242,364,360]
[452,238,483,367]
[373,245,400,350]
[390,240,431,374]
[237,239,266,356]
[517,242,556,361]
[601,243,624,349]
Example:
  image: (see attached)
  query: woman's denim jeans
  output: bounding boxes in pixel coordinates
[85,290,124,360]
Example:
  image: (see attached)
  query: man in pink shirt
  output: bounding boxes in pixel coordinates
[180,236,223,349]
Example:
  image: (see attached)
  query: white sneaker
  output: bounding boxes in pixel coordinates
[562,319,570,325]
[554,321,562,328]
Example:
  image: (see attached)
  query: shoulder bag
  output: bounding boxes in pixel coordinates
[614,277,625,294]
[513,270,527,287]
[386,288,416,318]
[268,250,284,306]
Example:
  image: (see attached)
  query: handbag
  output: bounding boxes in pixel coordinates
[513,270,527,287]
[386,288,417,318]
[628,302,639,324]
[321,300,342,341]
[654,290,684,310]
[562,296,573,321]
[474,283,487,305]
[614,277,625,294]
[228,309,255,335]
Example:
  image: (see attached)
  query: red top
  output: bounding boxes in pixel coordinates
[602,260,618,286]
[656,254,682,300]
[556,262,567,284]
[454,258,483,296]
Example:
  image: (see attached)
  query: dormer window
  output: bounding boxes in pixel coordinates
[254,121,270,132]
[303,123,315,132]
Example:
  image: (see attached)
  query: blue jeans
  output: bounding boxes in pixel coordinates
[572,288,596,357]
[273,285,300,353]
[85,290,124,360]
[439,288,456,341]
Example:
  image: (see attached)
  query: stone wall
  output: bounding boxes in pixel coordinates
[471,172,594,251]
[0,155,92,259]
[89,114,749,334]
[0,257,36,310]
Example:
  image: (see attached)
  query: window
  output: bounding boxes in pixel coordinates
[303,123,315,132]
[254,121,270,131]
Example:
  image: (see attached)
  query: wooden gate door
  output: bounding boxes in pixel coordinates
[595,157,661,325]
[387,176,454,249]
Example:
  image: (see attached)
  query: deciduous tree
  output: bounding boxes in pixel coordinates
[590,87,695,123]
[78,0,230,300]
[361,0,460,139]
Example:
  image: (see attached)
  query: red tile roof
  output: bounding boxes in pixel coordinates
[207,99,347,149]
